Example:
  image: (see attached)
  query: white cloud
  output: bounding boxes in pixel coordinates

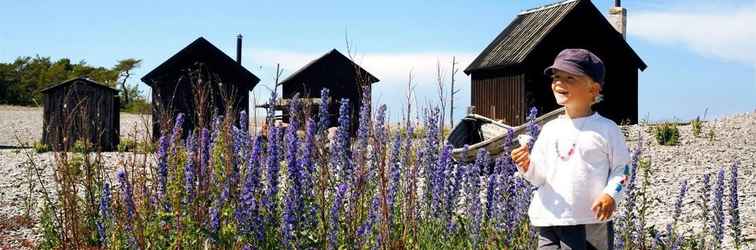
[629,2,756,67]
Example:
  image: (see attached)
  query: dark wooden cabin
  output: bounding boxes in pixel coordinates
[41,77,120,151]
[277,49,379,129]
[142,36,260,140]
[465,0,647,125]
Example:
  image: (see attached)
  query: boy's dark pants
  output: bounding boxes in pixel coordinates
[535,221,614,250]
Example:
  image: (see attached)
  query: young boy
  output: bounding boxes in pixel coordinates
[511,49,631,250]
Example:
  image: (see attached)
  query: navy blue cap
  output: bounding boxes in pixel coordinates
[544,49,605,85]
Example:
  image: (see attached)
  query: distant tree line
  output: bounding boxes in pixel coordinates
[0,56,149,113]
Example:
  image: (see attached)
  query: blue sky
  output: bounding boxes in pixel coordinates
[1,0,754,123]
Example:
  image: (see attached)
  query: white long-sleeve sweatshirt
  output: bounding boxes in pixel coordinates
[518,112,631,227]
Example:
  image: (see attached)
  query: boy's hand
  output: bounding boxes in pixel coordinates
[511,145,530,172]
[591,194,616,221]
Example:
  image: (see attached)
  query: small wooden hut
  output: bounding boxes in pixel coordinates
[276,49,379,129]
[465,0,646,125]
[41,77,120,151]
[142,36,260,140]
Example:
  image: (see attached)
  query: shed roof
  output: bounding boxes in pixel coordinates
[40,77,118,93]
[465,0,646,74]
[141,37,260,90]
[279,49,379,86]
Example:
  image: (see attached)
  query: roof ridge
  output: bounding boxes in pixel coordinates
[40,77,118,93]
[519,0,579,15]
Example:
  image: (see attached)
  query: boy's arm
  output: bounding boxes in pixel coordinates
[602,127,632,201]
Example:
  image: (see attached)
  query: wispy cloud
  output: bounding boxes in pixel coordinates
[629,1,756,67]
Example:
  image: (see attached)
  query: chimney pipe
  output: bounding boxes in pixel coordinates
[236,34,242,64]
[608,1,627,38]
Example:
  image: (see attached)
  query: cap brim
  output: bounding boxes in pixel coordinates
[543,61,587,78]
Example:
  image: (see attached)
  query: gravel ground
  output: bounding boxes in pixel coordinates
[0,106,754,248]
[622,112,756,249]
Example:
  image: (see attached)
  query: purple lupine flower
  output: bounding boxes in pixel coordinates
[701,172,711,223]
[282,97,302,247]
[210,115,223,146]
[266,90,278,122]
[467,149,487,246]
[374,105,388,151]
[171,113,185,146]
[357,196,380,243]
[300,118,318,230]
[99,182,112,222]
[239,110,248,132]
[667,179,688,250]
[282,183,299,248]
[229,124,249,201]
[672,179,688,222]
[331,98,353,184]
[354,86,371,166]
[209,205,220,234]
[491,128,515,231]
[432,144,451,218]
[712,166,726,247]
[329,183,348,250]
[237,136,264,241]
[318,88,331,133]
[422,107,441,214]
[513,172,532,226]
[288,94,302,131]
[369,105,388,189]
[526,107,540,150]
[116,169,137,248]
[199,128,211,193]
[156,134,171,211]
[484,164,498,224]
[117,170,136,221]
[264,126,281,225]
[302,118,317,176]
[97,182,112,244]
[446,145,469,232]
[619,133,643,242]
[387,132,402,214]
[184,132,197,205]
[729,162,742,247]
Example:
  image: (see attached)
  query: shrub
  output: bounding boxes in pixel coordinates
[654,123,680,145]
[117,139,135,152]
[122,99,151,114]
[708,127,716,142]
[72,139,89,153]
[33,141,51,153]
[691,116,703,137]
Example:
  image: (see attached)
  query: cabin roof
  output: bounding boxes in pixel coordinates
[464,0,647,74]
[279,49,379,86]
[141,37,260,89]
[40,77,118,93]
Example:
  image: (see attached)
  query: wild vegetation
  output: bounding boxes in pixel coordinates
[23,80,745,249]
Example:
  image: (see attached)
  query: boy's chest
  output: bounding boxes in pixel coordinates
[546,130,610,173]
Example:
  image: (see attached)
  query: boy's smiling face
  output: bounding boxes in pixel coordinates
[550,69,601,109]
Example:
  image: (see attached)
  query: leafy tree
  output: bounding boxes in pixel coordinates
[0,56,142,106]
[113,58,142,105]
